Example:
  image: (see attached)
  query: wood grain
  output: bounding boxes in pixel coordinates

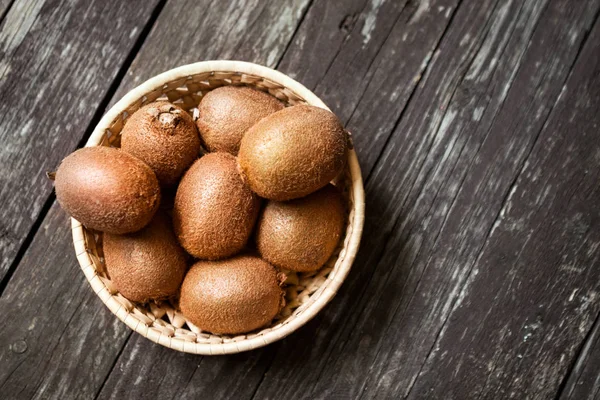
[252,0,467,398]
[93,0,313,395]
[0,206,132,399]
[96,333,278,400]
[110,0,312,106]
[403,14,600,398]
[560,317,600,399]
[0,0,13,22]
[100,0,466,395]
[0,1,312,399]
[278,0,462,177]
[2,0,600,399]
[0,0,162,282]
[253,0,600,398]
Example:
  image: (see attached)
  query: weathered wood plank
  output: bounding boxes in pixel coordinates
[0,205,133,399]
[278,0,462,177]
[0,0,162,282]
[100,0,454,394]
[278,0,410,105]
[560,316,600,400]
[250,0,468,397]
[0,1,312,399]
[94,1,313,396]
[111,0,312,105]
[404,16,600,398]
[4,2,600,400]
[276,0,370,90]
[253,0,600,399]
[253,0,511,396]
[0,0,13,23]
[97,333,277,400]
[355,1,600,398]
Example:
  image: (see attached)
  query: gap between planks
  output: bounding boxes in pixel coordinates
[550,11,600,399]
[0,0,15,25]
[0,0,168,298]
[555,311,600,399]
[398,0,550,397]
[286,0,468,396]
[405,6,600,399]
[9,1,598,398]
[254,0,600,398]
[273,0,315,69]
[246,2,468,398]
[92,331,133,400]
[324,0,509,396]
[91,0,318,395]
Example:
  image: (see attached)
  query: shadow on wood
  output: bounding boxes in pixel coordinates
[95,333,279,399]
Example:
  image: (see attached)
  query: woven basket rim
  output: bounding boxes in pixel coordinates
[73,60,365,354]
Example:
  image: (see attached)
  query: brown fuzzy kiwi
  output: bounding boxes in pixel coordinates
[238,104,348,201]
[195,86,283,155]
[54,147,160,234]
[173,153,259,259]
[121,101,200,186]
[179,255,285,334]
[256,184,345,272]
[103,212,187,303]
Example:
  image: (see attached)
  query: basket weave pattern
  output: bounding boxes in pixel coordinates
[73,61,364,354]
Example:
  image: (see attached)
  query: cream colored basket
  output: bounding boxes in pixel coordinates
[72,60,365,355]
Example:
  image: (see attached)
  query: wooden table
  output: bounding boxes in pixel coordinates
[1,0,599,399]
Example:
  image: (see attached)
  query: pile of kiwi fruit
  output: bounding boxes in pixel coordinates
[54,86,349,335]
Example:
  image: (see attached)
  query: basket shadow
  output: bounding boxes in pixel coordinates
[113,174,412,393]
[117,183,415,394]
[233,181,415,374]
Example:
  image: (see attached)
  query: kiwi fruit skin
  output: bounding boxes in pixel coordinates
[121,101,200,186]
[179,255,284,335]
[103,212,187,303]
[195,86,283,155]
[55,146,160,234]
[256,184,345,272]
[173,152,260,259]
[238,104,348,201]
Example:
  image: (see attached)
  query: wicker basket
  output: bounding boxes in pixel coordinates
[73,60,365,355]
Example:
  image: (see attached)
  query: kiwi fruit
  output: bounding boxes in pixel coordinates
[195,86,283,155]
[173,152,259,259]
[256,184,345,272]
[121,101,200,186]
[55,146,160,234]
[238,104,348,201]
[103,212,187,303]
[179,255,284,334]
